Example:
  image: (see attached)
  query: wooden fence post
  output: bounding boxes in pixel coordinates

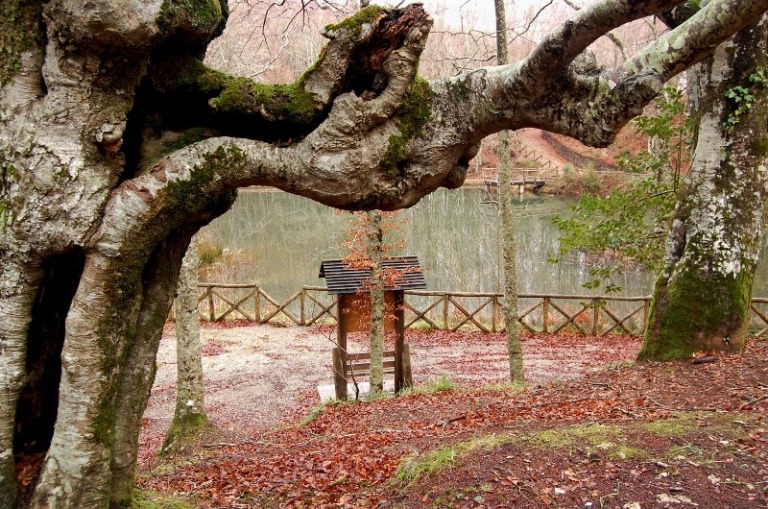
[402,344,413,389]
[543,297,550,333]
[255,286,262,323]
[300,287,306,326]
[332,347,348,401]
[643,297,650,333]
[443,294,449,329]
[207,288,215,322]
[491,295,498,333]
[592,298,599,336]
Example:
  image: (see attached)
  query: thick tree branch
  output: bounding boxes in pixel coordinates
[516,0,686,97]
[453,0,768,148]
[107,0,768,254]
[560,0,628,60]
[623,0,768,82]
[141,5,432,143]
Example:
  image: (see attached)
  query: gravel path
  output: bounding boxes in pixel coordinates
[138,324,639,466]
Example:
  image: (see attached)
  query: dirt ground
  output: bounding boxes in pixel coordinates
[138,323,639,466]
[137,326,767,509]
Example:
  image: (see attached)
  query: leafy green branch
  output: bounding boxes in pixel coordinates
[551,87,691,293]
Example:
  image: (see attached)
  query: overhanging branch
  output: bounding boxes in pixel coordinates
[516,0,687,96]
[141,4,432,142]
[624,0,768,82]
[106,0,768,254]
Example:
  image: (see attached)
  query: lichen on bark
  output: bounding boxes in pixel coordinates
[641,16,768,360]
[0,0,44,86]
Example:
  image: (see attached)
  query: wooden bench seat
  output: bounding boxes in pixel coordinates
[332,346,412,399]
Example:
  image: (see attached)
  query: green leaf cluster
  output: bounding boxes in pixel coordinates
[724,67,768,133]
[552,88,691,292]
[553,177,676,292]
[615,87,691,190]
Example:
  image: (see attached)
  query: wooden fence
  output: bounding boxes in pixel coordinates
[181,284,768,337]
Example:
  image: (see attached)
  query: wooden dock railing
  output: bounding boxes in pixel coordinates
[181,284,768,337]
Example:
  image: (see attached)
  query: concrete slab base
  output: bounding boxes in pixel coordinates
[317,380,396,401]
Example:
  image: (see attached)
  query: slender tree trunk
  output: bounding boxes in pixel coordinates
[366,211,385,395]
[641,19,768,360]
[357,0,385,396]
[161,237,207,454]
[109,233,193,506]
[494,0,525,385]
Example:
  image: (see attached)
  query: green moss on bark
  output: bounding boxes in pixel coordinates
[94,397,119,448]
[381,76,433,174]
[209,79,317,123]
[165,144,245,209]
[160,412,208,456]
[0,0,44,86]
[172,58,320,126]
[324,5,385,35]
[640,267,752,361]
[158,0,223,33]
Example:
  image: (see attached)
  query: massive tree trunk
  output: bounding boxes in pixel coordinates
[640,17,768,360]
[1,0,767,507]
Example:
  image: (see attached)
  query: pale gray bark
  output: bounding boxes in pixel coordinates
[0,260,43,509]
[109,232,192,504]
[1,0,767,507]
[641,17,768,360]
[494,0,524,386]
[162,236,207,452]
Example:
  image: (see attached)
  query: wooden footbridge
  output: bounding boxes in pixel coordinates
[482,168,548,194]
[481,133,564,195]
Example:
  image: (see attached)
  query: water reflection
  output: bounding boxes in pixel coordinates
[198,188,657,301]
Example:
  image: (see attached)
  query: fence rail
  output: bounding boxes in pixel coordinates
[181,284,768,337]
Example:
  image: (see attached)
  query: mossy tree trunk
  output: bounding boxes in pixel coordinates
[640,18,768,360]
[1,0,767,507]
[162,237,207,454]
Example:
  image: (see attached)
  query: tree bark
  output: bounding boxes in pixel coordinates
[109,232,194,506]
[1,0,767,506]
[0,260,44,509]
[494,0,525,386]
[366,212,385,395]
[640,18,768,360]
[161,236,207,455]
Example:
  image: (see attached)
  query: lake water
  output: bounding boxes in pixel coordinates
[197,186,768,332]
[199,188,662,298]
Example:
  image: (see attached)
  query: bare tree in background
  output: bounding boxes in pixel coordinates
[494,0,525,385]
